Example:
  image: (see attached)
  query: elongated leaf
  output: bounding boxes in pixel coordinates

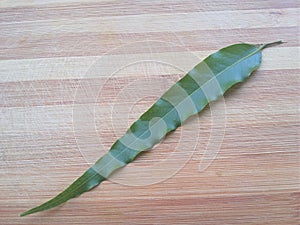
[21,41,282,217]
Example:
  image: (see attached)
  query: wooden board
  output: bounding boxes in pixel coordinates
[0,0,299,224]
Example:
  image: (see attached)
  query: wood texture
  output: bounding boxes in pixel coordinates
[0,0,299,224]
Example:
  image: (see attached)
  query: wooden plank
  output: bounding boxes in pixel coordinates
[0,0,299,224]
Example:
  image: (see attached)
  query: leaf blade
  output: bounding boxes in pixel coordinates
[21,41,282,216]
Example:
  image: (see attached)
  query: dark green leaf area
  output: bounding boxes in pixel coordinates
[205,44,257,75]
[140,98,181,131]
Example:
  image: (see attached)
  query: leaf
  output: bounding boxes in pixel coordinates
[20,41,282,217]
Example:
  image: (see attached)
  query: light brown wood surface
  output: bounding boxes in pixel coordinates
[0,0,299,224]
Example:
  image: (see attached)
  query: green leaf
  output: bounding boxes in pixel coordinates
[20,41,282,217]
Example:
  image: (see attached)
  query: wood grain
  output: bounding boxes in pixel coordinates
[0,0,299,224]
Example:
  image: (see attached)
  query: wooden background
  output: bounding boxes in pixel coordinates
[0,0,299,224]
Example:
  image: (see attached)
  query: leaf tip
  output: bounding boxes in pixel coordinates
[19,212,27,217]
[20,209,34,217]
[259,41,284,50]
